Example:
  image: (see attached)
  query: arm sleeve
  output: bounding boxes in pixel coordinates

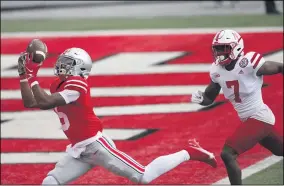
[209,63,218,83]
[210,73,217,83]
[58,89,80,104]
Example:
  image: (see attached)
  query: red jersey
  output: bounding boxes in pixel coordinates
[50,76,102,145]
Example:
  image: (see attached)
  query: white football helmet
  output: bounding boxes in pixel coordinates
[54,48,92,77]
[212,29,244,66]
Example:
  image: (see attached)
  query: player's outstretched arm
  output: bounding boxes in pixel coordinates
[191,80,221,106]
[20,81,38,108]
[18,54,38,108]
[19,52,68,110]
[256,61,283,76]
[31,84,67,110]
[201,81,221,106]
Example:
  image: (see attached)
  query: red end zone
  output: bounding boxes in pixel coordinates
[1,30,283,184]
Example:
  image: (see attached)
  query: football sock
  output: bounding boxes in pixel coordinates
[140,150,190,184]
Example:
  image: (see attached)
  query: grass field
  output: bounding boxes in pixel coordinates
[243,160,283,185]
[1,14,283,185]
[1,14,283,32]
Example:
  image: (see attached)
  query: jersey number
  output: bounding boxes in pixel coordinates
[226,80,242,103]
[54,108,70,131]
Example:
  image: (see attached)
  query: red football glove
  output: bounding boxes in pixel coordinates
[19,52,42,86]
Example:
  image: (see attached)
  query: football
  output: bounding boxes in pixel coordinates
[26,39,48,63]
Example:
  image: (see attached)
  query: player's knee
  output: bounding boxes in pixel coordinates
[275,152,283,156]
[139,173,150,184]
[276,143,283,156]
[139,166,158,184]
[221,147,237,164]
[135,167,148,184]
[273,148,283,156]
[42,176,59,185]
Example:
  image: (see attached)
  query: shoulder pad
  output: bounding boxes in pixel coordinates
[63,76,88,94]
[244,51,264,69]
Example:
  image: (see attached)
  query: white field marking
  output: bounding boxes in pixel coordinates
[92,102,204,116]
[0,52,184,72]
[264,50,283,63]
[1,152,65,164]
[1,115,147,140]
[0,54,20,70]
[0,52,212,76]
[1,102,204,119]
[89,52,209,75]
[1,63,212,77]
[1,49,282,77]
[213,155,284,184]
[1,27,283,38]
[1,85,225,99]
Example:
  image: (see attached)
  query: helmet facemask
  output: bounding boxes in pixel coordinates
[54,55,83,76]
[212,43,234,66]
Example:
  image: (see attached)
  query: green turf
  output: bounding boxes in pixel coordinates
[243,160,283,185]
[1,14,283,32]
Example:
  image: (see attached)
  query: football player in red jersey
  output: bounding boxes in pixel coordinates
[191,29,283,185]
[18,47,217,185]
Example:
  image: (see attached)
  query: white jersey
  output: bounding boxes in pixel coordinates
[209,51,275,125]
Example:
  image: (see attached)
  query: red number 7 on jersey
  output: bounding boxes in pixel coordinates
[226,80,242,103]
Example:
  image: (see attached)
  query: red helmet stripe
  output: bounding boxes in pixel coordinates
[215,30,223,42]
[238,36,242,42]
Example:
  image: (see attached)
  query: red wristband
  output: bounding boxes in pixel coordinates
[19,74,28,82]
[19,74,26,79]
[28,76,38,87]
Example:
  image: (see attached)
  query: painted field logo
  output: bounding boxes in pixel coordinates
[0,29,283,185]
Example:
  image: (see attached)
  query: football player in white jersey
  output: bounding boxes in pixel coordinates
[191,29,283,185]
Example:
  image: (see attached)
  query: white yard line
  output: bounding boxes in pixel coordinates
[1,152,65,164]
[1,102,204,117]
[1,85,217,99]
[1,27,283,38]
[0,64,212,77]
[213,155,283,184]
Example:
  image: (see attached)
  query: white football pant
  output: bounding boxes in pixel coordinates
[42,133,189,184]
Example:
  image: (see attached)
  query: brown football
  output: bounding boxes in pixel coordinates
[26,39,48,63]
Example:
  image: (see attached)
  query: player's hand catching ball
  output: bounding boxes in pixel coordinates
[26,39,48,64]
[19,39,48,86]
[18,52,27,76]
[18,51,42,84]
[191,90,204,104]
[24,55,43,80]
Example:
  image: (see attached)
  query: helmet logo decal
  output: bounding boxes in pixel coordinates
[215,30,225,42]
[63,49,71,55]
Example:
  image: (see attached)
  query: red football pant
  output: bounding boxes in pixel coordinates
[225,118,283,156]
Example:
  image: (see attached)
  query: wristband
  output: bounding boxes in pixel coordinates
[27,76,38,87]
[20,79,28,83]
[19,74,28,82]
[31,81,39,88]
[19,74,27,80]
